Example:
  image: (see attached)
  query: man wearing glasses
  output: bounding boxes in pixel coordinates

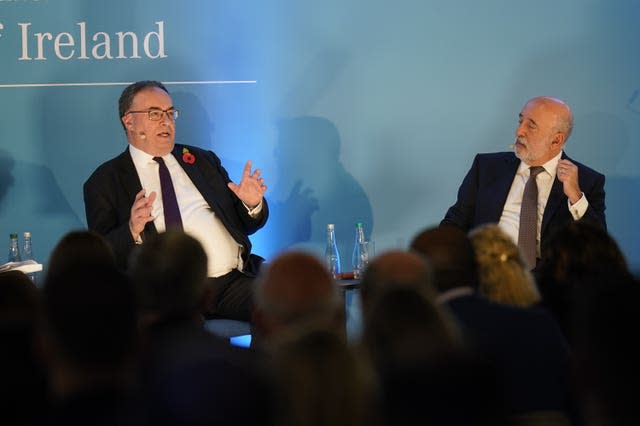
[84,80,268,321]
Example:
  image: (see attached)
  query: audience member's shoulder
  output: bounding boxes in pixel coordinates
[145,318,257,369]
[450,293,562,330]
[490,298,567,340]
[522,303,568,331]
[0,270,39,316]
[484,295,555,319]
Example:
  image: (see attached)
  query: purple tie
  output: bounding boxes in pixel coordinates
[153,156,183,230]
[518,166,544,270]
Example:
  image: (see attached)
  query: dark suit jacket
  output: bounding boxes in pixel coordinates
[445,293,571,414]
[441,151,606,255]
[83,144,268,270]
[140,318,273,426]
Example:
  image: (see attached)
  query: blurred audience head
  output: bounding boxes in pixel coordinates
[381,350,508,426]
[409,225,478,292]
[539,221,629,286]
[0,271,48,425]
[537,221,632,343]
[252,251,342,349]
[128,229,209,324]
[46,229,116,281]
[536,221,638,424]
[41,262,138,395]
[270,325,375,426]
[359,249,436,316]
[0,270,40,322]
[362,285,462,374]
[572,274,639,426]
[469,224,540,307]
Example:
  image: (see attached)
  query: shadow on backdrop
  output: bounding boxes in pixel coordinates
[263,116,373,261]
[171,91,214,150]
[0,150,16,208]
[605,176,640,275]
[171,90,246,181]
[0,151,83,270]
[572,110,639,272]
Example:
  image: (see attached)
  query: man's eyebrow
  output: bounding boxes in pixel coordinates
[146,106,175,110]
[519,113,537,126]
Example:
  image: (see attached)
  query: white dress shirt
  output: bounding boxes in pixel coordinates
[498,150,588,258]
[129,144,246,277]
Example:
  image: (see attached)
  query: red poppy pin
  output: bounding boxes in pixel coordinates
[182,147,196,164]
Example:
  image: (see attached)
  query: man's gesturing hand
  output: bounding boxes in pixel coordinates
[228,160,267,209]
[129,189,157,239]
[557,159,582,205]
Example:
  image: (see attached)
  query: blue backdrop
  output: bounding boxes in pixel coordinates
[1,0,638,275]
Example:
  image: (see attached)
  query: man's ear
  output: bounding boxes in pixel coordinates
[552,132,566,146]
[122,114,133,132]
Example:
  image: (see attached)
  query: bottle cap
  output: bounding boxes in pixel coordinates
[23,232,31,238]
[327,224,335,230]
[10,233,18,239]
[356,222,363,228]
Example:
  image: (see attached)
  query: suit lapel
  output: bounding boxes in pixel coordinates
[542,179,564,236]
[482,154,519,223]
[116,148,158,235]
[114,149,143,203]
[541,152,569,237]
[172,145,227,221]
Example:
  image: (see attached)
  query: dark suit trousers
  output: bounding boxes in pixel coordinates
[205,270,255,322]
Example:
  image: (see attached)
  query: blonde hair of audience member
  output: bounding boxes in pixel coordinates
[269,325,376,426]
[469,224,541,308]
[252,251,343,350]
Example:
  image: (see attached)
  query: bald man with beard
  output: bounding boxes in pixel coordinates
[441,96,606,271]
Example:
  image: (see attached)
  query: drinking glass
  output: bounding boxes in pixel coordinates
[359,240,375,272]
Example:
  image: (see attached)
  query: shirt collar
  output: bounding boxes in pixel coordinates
[129,144,176,166]
[129,143,155,165]
[517,150,563,179]
[436,286,475,304]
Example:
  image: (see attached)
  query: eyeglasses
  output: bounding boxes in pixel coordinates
[126,108,179,121]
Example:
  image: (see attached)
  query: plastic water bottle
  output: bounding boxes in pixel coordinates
[22,232,33,261]
[8,233,21,262]
[22,231,36,283]
[325,224,341,279]
[351,222,366,279]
